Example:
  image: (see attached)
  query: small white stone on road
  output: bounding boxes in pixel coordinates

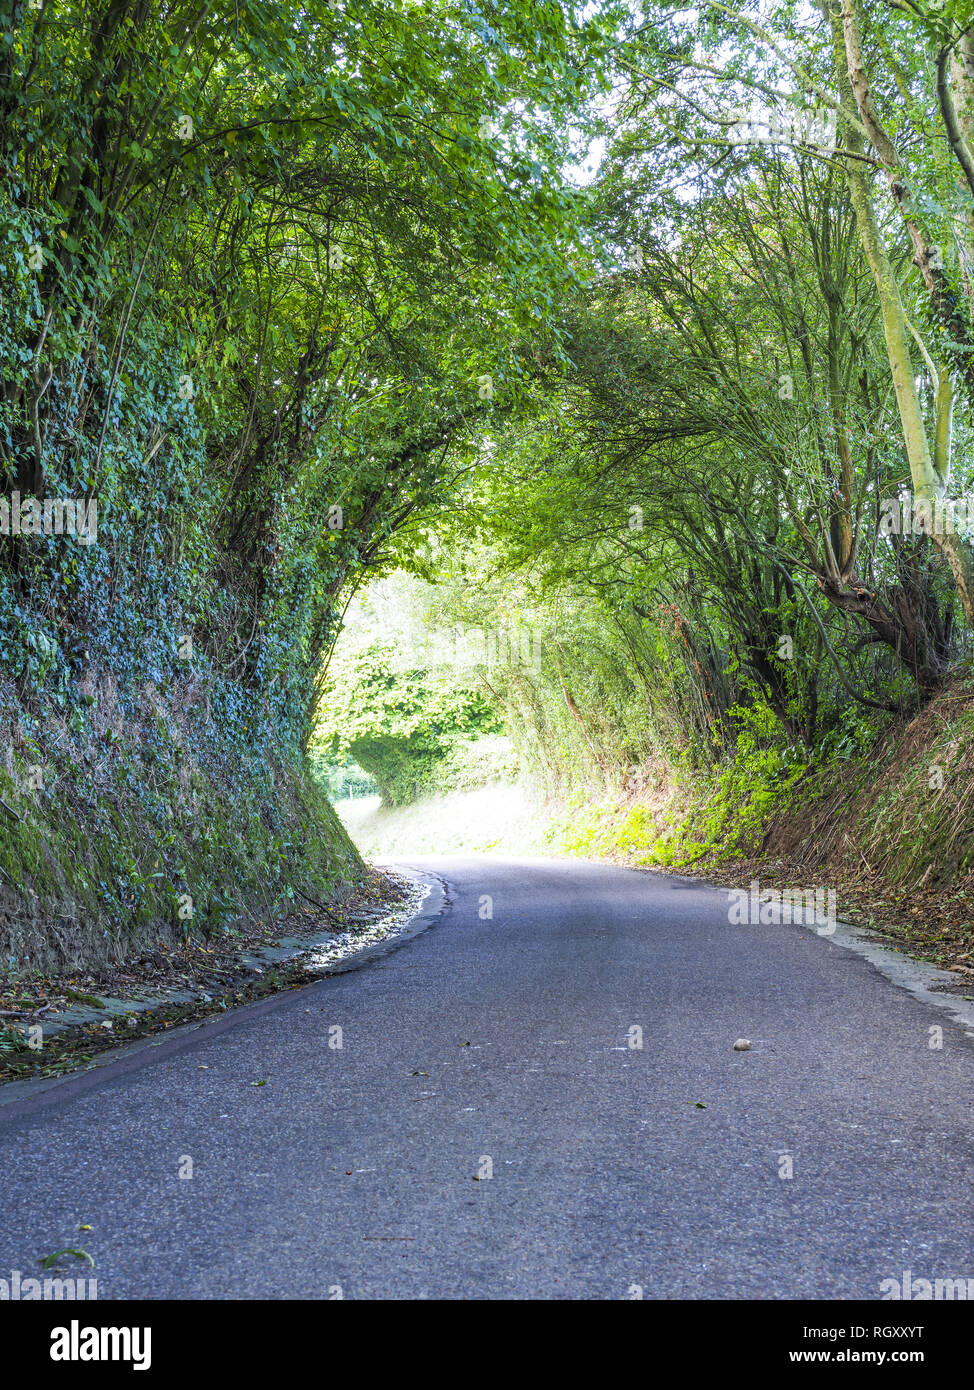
[733,1038,751,1050]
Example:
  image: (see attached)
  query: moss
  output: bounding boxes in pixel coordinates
[63,989,107,1008]
[1,678,362,975]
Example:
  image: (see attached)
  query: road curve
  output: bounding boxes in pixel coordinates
[2,857,974,1300]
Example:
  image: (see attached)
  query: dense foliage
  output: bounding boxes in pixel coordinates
[384,1,974,813]
[0,0,613,964]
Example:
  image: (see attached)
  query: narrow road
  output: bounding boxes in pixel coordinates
[3,858,973,1300]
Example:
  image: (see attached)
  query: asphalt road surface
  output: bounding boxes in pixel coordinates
[2,858,974,1300]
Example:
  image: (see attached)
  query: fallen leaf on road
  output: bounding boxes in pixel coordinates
[40,1249,94,1269]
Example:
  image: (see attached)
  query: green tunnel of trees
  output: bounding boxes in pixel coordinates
[5,0,974,956]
